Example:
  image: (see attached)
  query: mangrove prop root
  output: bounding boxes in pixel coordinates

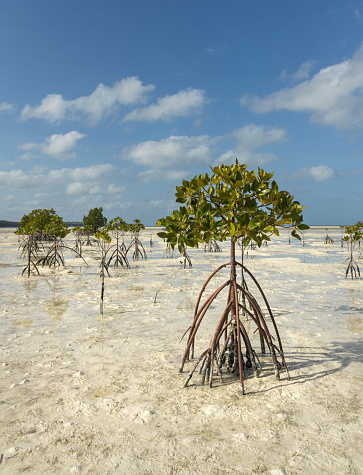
[345,257,361,279]
[181,260,286,393]
[126,238,147,261]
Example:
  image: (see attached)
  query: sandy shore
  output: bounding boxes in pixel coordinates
[0,226,362,474]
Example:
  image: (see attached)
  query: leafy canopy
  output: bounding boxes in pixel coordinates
[342,222,362,243]
[128,219,145,235]
[83,207,107,234]
[157,160,309,254]
[106,216,129,233]
[15,208,69,238]
[95,216,129,244]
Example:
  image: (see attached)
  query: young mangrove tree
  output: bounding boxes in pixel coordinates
[157,160,308,394]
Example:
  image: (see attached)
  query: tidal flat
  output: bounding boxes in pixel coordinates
[0,226,362,474]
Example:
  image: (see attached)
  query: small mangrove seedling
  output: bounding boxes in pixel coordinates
[103,217,130,269]
[95,229,112,315]
[72,226,98,253]
[157,160,308,394]
[325,228,334,244]
[204,238,222,252]
[126,219,147,260]
[71,226,96,255]
[340,225,345,248]
[154,261,186,303]
[19,234,40,277]
[343,222,362,279]
[183,248,192,268]
[165,242,174,259]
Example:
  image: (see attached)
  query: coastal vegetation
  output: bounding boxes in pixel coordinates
[94,217,130,272]
[343,222,362,279]
[0,219,20,227]
[15,208,86,275]
[126,219,147,260]
[103,217,130,269]
[9,201,361,399]
[157,160,308,394]
[83,207,107,234]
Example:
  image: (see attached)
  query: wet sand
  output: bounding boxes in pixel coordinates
[0,227,362,474]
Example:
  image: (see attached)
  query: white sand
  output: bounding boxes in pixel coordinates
[0,226,362,474]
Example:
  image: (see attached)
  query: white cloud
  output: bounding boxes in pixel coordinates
[279,60,316,82]
[0,102,14,112]
[138,168,189,182]
[241,44,363,129]
[292,60,316,81]
[68,164,116,182]
[122,125,287,182]
[284,165,335,182]
[215,124,288,167]
[20,77,155,124]
[307,165,335,181]
[19,131,86,160]
[124,135,213,168]
[0,169,36,189]
[66,182,89,196]
[124,88,207,122]
[0,164,121,192]
[233,124,287,150]
[107,184,125,194]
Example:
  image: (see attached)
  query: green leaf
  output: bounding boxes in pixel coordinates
[297,223,310,231]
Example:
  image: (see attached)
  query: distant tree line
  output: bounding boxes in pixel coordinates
[1,219,82,228]
[0,220,20,227]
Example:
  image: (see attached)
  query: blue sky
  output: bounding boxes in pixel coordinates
[1,1,363,225]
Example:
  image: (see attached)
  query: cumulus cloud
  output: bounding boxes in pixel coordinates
[307,165,335,181]
[284,165,335,182]
[0,164,122,193]
[124,135,214,169]
[122,124,287,181]
[107,184,125,194]
[124,88,207,122]
[68,164,116,182]
[20,77,155,124]
[0,164,128,220]
[66,182,89,196]
[0,102,14,112]
[241,44,363,129]
[137,168,190,182]
[19,131,86,160]
[64,165,126,196]
[215,124,288,167]
[233,124,287,150]
[0,169,40,189]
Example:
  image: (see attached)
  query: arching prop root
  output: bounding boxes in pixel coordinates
[180,261,289,394]
[204,238,222,252]
[22,260,40,277]
[344,257,361,279]
[126,238,147,261]
[37,240,88,269]
[104,245,130,270]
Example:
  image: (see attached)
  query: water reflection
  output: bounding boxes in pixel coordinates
[43,275,69,321]
[346,316,363,333]
[346,289,362,333]
[12,317,34,327]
